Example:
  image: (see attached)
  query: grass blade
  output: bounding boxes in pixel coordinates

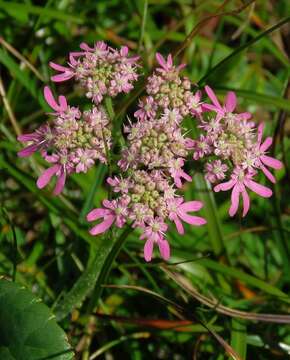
[198,16,290,86]
[231,319,247,360]
[0,0,83,23]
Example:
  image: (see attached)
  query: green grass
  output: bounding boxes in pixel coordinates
[0,1,290,359]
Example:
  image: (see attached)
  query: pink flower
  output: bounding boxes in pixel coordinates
[214,167,272,217]
[205,160,228,183]
[87,199,128,236]
[161,108,182,125]
[254,123,283,183]
[192,135,212,160]
[80,41,108,56]
[187,91,203,117]
[168,158,192,188]
[167,198,206,234]
[106,176,131,193]
[203,86,251,120]
[140,217,169,262]
[110,73,133,94]
[36,152,71,195]
[71,149,96,173]
[17,124,52,157]
[134,96,157,120]
[155,53,185,72]
[118,45,140,64]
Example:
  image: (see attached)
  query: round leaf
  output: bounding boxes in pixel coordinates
[0,279,73,360]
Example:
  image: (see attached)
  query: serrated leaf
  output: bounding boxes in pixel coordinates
[0,279,73,360]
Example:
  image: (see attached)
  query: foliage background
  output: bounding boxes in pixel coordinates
[0,0,290,359]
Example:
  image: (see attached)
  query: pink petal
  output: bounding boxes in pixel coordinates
[257,123,265,144]
[106,177,118,186]
[244,179,272,198]
[260,137,272,152]
[89,215,115,236]
[241,189,250,217]
[17,144,39,157]
[69,52,84,65]
[17,133,36,142]
[87,208,108,222]
[49,61,70,72]
[204,86,222,109]
[178,213,206,226]
[158,239,170,261]
[260,164,276,184]
[51,73,74,82]
[214,179,235,192]
[102,199,115,210]
[144,239,154,262]
[174,170,192,188]
[156,53,167,69]
[167,54,173,68]
[229,185,240,217]
[225,91,236,112]
[179,200,203,212]
[173,216,184,235]
[58,95,67,111]
[174,177,182,188]
[261,155,283,170]
[80,42,93,51]
[177,63,186,71]
[238,112,252,120]
[44,86,61,111]
[53,170,66,195]
[181,171,192,182]
[120,46,128,57]
[201,103,219,112]
[36,164,60,189]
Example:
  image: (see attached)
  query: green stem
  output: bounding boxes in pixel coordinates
[87,226,133,311]
[138,0,148,52]
[54,226,132,321]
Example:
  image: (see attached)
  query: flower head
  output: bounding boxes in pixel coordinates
[203,86,251,121]
[140,217,169,262]
[167,198,206,234]
[252,123,283,183]
[214,167,272,217]
[50,42,139,104]
[18,86,112,195]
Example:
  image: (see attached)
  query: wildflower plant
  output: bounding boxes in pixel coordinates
[17,42,282,261]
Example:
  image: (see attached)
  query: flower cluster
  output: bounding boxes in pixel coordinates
[17,42,139,194]
[49,41,139,104]
[87,54,206,262]
[17,42,283,262]
[192,86,283,217]
[142,53,202,118]
[18,86,111,194]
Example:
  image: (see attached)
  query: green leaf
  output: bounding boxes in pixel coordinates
[0,1,83,23]
[0,279,73,360]
[198,16,290,86]
[215,87,290,111]
[231,319,247,360]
